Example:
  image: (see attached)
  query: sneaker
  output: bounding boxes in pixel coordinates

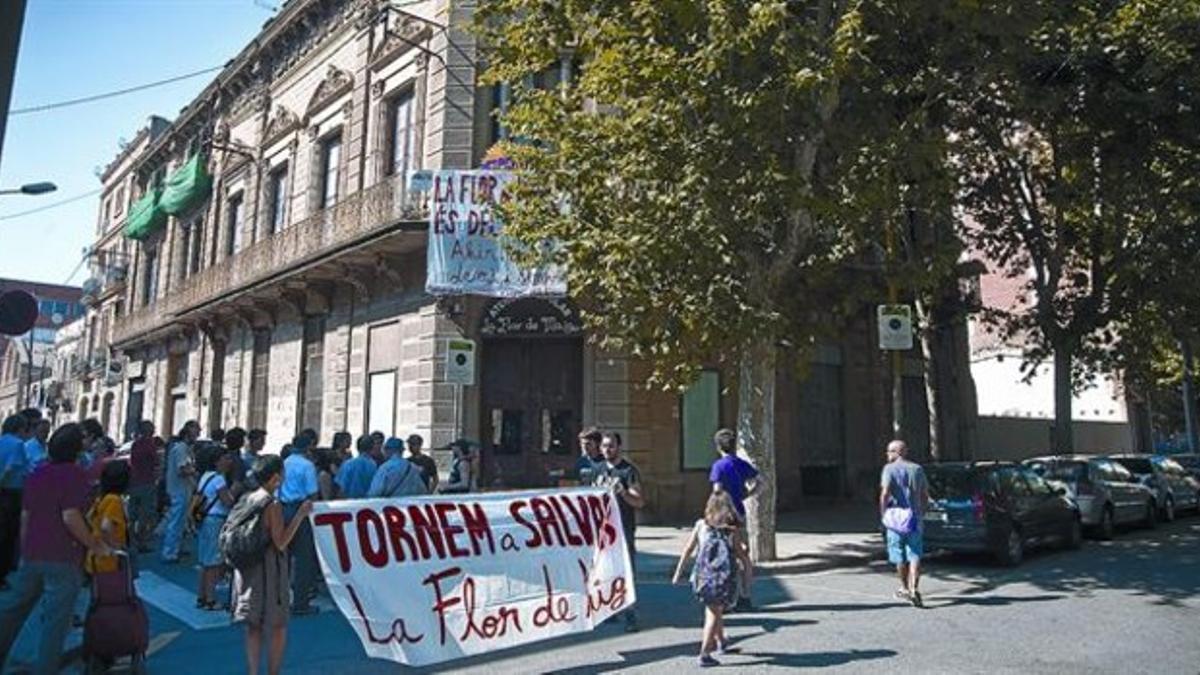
[894,588,910,601]
[698,655,719,668]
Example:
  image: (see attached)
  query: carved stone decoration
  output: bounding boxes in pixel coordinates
[305,65,354,119]
[370,20,430,71]
[307,124,321,140]
[214,122,230,144]
[262,105,299,147]
[341,100,354,119]
[370,80,385,100]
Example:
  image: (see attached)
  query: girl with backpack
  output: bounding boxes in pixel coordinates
[671,492,742,667]
[86,460,131,576]
[226,455,312,675]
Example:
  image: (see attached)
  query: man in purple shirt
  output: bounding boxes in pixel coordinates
[0,422,112,674]
[709,428,759,611]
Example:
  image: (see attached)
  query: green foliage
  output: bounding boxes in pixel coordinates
[953,0,1200,388]
[476,0,968,389]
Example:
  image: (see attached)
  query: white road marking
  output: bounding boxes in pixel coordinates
[135,571,230,630]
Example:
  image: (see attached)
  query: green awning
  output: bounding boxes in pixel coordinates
[124,188,166,240]
[160,153,212,216]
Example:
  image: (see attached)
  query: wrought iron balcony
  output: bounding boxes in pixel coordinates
[112,174,427,347]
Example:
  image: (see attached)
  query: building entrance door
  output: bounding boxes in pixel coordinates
[480,337,582,488]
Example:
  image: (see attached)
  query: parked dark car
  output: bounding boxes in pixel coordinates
[1170,453,1200,481]
[1107,454,1200,521]
[1024,456,1159,538]
[923,462,1082,566]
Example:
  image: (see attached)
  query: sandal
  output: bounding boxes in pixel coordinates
[195,597,217,610]
[894,588,910,601]
[910,590,924,608]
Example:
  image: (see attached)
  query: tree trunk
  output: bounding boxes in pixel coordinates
[738,335,777,563]
[1052,345,1074,454]
[918,297,980,462]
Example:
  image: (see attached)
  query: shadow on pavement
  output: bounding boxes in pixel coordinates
[735,648,898,669]
[928,521,1200,607]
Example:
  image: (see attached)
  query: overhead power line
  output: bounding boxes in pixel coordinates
[0,189,102,221]
[8,65,224,116]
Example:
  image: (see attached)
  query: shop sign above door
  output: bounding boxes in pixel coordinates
[481,298,583,337]
[426,170,567,298]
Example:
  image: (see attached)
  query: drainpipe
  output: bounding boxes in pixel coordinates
[343,292,356,432]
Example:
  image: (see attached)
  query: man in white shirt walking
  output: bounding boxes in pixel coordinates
[279,434,321,615]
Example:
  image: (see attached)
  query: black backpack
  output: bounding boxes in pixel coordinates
[219,493,272,571]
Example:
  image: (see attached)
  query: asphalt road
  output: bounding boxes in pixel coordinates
[19,517,1200,674]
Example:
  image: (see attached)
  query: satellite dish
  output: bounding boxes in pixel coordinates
[0,291,38,336]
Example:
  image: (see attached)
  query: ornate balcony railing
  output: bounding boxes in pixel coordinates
[113,174,427,346]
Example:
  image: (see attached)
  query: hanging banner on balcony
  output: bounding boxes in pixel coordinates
[426,170,567,297]
[310,488,636,667]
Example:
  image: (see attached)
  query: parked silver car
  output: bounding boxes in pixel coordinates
[1024,456,1158,539]
[1107,454,1200,522]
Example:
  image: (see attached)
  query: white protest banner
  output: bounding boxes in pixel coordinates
[426,170,568,297]
[310,488,636,667]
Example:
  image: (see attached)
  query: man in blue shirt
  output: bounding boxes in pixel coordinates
[367,437,428,498]
[23,419,49,471]
[0,414,31,589]
[709,428,759,611]
[336,434,381,499]
[279,434,321,615]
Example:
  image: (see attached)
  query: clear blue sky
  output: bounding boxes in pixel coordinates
[0,0,277,286]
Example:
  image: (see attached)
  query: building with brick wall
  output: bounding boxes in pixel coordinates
[101,0,922,522]
[0,278,84,417]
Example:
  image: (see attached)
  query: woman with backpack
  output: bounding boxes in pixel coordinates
[227,455,312,675]
[671,492,742,668]
[195,449,236,610]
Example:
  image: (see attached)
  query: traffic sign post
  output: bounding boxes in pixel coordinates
[446,339,476,443]
[877,304,914,351]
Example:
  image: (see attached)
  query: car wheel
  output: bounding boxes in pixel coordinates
[1097,505,1115,540]
[1163,496,1176,523]
[1063,517,1083,550]
[1143,500,1158,529]
[997,527,1024,566]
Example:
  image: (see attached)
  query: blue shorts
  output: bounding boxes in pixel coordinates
[886,528,923,565]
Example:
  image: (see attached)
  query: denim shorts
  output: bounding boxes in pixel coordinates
[197,516,226,567]
[886,528,923,565]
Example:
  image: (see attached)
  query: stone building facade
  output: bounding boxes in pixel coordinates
[102,0,920,521]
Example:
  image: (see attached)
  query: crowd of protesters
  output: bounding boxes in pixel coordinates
[0,404,793,673]
[0,407,491,674]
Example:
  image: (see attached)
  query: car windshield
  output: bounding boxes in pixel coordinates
[1114,458,1153,474]
[927,466,976,500]
[1173,455,1199,469]
[1039,461,1087,483]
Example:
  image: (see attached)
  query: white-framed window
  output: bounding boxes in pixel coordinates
[386,89,416,178]
[320,135,342,209]
[267,165,289,234]
[226,192,244,256]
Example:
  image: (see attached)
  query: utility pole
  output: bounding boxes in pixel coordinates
[886,220,903,439]
[1181,339,1199,453]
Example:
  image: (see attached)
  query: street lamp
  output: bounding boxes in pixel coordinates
[0,181,56,196]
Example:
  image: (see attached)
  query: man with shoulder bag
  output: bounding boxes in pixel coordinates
[879,439,929,608]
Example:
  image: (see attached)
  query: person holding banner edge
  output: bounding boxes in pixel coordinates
[233,455,314,675]
[591,431,644,633]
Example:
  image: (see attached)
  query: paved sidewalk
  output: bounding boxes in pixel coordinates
[635,502,883,579]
